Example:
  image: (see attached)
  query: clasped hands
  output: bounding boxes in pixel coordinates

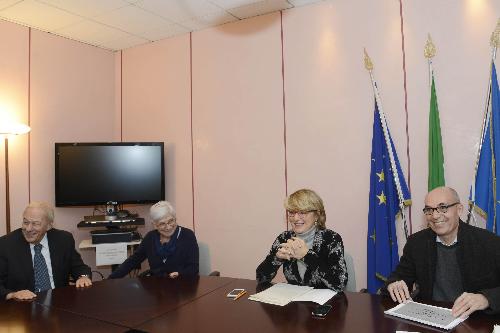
[276,237,308,260]
[387,280,489,318]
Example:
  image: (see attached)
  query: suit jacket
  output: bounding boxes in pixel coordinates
[0,228,91,300]
[384,221,500,313]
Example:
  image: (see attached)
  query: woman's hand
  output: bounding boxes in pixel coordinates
[276,243,293,260]
[288,237,308,259]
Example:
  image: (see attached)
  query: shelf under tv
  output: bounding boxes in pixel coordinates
[77,217,145,228]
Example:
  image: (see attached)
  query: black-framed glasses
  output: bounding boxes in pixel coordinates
[422,202,460,216]
[286,210,316,218]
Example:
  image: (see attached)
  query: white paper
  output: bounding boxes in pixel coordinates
[248,283,336,306]
[385,301,465,330]
[95,243,127,266]
[493,324,500,333]
[293,288,337,304]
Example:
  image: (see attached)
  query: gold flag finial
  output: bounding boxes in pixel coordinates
[424,34,436,59]
[364,48,373,71]
[490,18,500,48]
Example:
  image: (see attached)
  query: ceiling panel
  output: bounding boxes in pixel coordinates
[38,0,129,18]
[93,4,171,34]
[228,0,292,19]
[0,0,83,31]
[55,20,137,47]
[136,0,223,22]
[180,11,237,31]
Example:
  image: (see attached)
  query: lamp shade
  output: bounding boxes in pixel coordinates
[0,122,31,135]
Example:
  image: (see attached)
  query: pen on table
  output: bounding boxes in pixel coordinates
[233,291,247,301]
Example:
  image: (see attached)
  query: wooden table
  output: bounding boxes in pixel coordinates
[1,276,498,332]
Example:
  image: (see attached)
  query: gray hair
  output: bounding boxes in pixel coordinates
[24,201,55,222]
[150,201,176,222]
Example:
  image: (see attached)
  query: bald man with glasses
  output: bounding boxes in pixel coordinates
[384,186,500,318]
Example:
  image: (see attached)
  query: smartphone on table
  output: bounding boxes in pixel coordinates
[226,289,246,299]
[312,304,332,318]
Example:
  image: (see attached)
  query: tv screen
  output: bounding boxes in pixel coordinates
[55,142,165,207]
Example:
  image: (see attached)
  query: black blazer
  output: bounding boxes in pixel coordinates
[384,221,500,313]
[0,228,91,299]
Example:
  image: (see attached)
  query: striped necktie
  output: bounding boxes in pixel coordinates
[33,243,51,292]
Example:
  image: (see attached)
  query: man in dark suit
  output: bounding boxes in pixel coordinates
[385,186,500,317]
[0,202,92,300]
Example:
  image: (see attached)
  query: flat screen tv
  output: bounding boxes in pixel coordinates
[55,142,165,207]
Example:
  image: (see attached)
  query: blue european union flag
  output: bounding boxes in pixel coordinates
[472,62,500,235]
[367,101,411,294]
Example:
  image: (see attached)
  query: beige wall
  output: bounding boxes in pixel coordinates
[0,0,499,288]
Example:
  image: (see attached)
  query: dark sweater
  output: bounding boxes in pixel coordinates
[256,228,347,291]
[109,227,199,278]
[384,221,500,313]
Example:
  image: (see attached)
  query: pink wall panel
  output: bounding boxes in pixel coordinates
[283,1,408,290]
[121,35,192,234]
[0,21,29,236]
[29,30,115,272]
[192,13,287,279]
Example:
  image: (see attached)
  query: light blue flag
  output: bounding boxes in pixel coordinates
[472,62,500,234]
[367,101,411,294]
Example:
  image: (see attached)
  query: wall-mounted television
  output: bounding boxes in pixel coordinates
[55,142,165,207]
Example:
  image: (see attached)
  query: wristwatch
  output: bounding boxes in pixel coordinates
[78,274,89,279]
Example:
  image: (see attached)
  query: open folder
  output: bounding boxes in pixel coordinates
[248,283,337,306]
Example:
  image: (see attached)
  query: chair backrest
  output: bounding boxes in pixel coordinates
[344,251,356,292]
[198,242,213,276]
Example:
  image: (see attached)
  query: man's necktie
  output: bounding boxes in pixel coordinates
[33,243,51,292]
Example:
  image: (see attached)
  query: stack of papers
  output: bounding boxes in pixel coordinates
[385,301,466,330]
[248,283,337,306]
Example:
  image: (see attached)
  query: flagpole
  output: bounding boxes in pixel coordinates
[468,19,500,223]
[425,34,436,90]
[364,49,409,240]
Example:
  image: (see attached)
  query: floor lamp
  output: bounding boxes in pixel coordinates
[1,122,30,233]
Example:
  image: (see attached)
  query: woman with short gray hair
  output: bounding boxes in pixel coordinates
[110,201,199,279]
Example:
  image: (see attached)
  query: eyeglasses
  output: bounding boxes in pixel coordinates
[286,210,316,218]
[422,202,460,216]
[155,218,176,229]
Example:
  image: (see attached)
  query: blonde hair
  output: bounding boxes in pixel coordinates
[24,201,55,223]
[284,189,327,229]
[150,201,176,222]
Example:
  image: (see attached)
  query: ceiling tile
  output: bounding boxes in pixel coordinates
[38,0,130,18]
[0,0,22,11]
[93,4,171,34]
[0,0,83,30]
[140,22,189,41]
[55,19,136,46]
[228,0,292,19]
[102,34,149,51]
[208,0,260,10]
[287,0,324,7]
[136,0,222,23]
[180,11,237,31]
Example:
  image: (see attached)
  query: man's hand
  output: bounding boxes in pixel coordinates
[452,292,489,318]
[6,289,37,301]
[169,272,179,278]
[387,280,411,303]
[75,275,92,288]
